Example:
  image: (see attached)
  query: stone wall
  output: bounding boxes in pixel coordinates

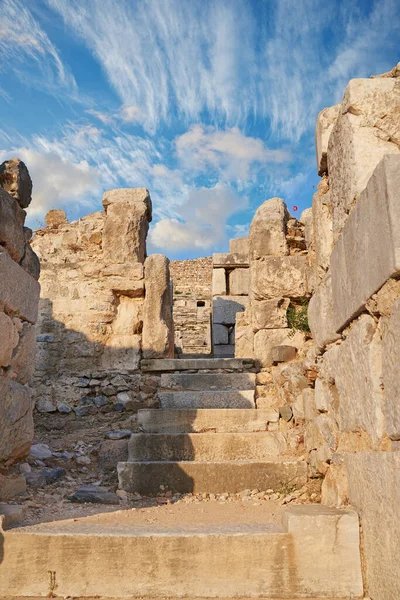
[170,257,212,356]
[31,189,173,419]
[305,67,400,599]
[0,158,40,500]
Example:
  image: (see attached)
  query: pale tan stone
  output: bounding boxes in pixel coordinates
[234,312,254,358]
[321,463,349,507]
[101,334,141,370]
[213,295,248,325]
[10,323,36,384]
[0,312,19,367]
[299,207,313,248]
[229,268,249,296]
[20,244,40,281]
[112,297,143,336]
[312,177,333,277]
[0,378,33,468]
[0,157,32,208]
[335,315,384,442]
[0,189,26,262]
[303,388,317,422]
[102,198,149,264]
[251,255,308,300]
[102,187,152,221]
[229,237,249,257]
[45,209,68,228]
[253,328,304,367]
[0,251,40,324]
[142,254,174,359]
[382,298,400,440]
[212,253,248,267]
[212,268,226,296]
[330,155,400,332]
[251,298,289,331]
[328,77,400,237]
[308,272,340,348]
[366,277,400,317]
[315,104,340,175]
[346,451,400,600]
[249,197,289,259]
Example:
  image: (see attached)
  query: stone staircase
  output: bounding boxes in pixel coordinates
[118,358,307,495]
[0,358,364,599]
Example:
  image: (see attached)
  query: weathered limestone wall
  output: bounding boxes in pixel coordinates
[32,189,173,418]
[0,158,40,500]
[170,257,212,356]
[305,65,400,600]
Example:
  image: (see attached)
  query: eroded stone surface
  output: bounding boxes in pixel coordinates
[382,298,400,440]
[249,197,289,259]
[0,157,32,208]
[251,255,308,300]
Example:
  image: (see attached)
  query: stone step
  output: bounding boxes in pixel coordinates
[118,459,308,494]
[138,408,279,433]
[128,432,287,461]
[0,506,363,599]
[141,357,254,372]
[159,390,255,409]
[161,372,256,391]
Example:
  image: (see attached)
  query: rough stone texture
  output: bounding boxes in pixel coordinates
[212,268,226,296]
[212,253,248,267]
[0,189,27,262]
[251,256,308,300]
[330,155,400,332]
[229,268,249,296]
[308,272,340,348]
[328,77,400,238]
[346,451,400,600]
[0,251,39,324]
[270,345,297,363]
[0,312,19,367]
[213,344,235,357]
[251,298,289,331]
[234,311,254,359]
[45,209,68,228]
[160,372,256,391]
[315,104,340,175]
[382,298,400,440]
[141,357,254,372]
[0,378,33,469]
[249,198,289,259]
[321,463,349,507]
[0,157,32,208]
[102,188,151,264]
[253,329,304,367]
[335,315,384,442]
[142,254,174,359]
[159,390,255,409]
[311,177,333,278]
[213,295,248,324]
[229,237,249,257]
[213,323,229,345]
[137,408,278,433]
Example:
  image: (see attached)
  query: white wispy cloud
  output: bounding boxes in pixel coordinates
[149,183,247,251]
[0,0,77,98]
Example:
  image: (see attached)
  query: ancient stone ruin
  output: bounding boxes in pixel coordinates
[0,65,399,600]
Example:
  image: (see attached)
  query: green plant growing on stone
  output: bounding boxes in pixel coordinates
[287,300,310,337]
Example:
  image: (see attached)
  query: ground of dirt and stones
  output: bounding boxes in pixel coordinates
[3,409,321,529]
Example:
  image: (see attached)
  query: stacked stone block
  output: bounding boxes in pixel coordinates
[32,188,173,417]
[212,238,249,357]
[0,158,40,499]
[304,65,400,600]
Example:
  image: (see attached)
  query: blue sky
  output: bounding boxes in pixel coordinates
[0,0,399,259]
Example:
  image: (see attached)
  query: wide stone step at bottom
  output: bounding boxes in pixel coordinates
[158,390,255,409]
[118,459,308,495]
[0,506,363,599]
[141,357,254,372]
[128,432,287,461]
[138,408,279,433]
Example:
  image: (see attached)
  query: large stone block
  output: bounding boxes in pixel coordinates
[253,328,304,367]
[249,197,289,259]
[382,298,400,440]
[328,77,400,238]
[0,189,26,262]
[0,378,33,468]
[311,177,333,277]
[102,188,152,263]
[11,322,36,384]
[330,155,400,332]
[212,253,248,267]
[235,313,254,359]
[346,451,400,600]
[229,237,249,257]
[101,334,141,370]
[335,315,384,442]
[308,272,340,348]
[321,463,349,507]
[251,298,289,331]
[212,268,226,296]
[142,254,174,359]
[0,251,40,324]
[213,295,248,325]
[251,255,308,300]
[315,104,340,175]
[229,268,249,296]
[213,323,229,345]
[0,158,32,208]
[0,313,19,367]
